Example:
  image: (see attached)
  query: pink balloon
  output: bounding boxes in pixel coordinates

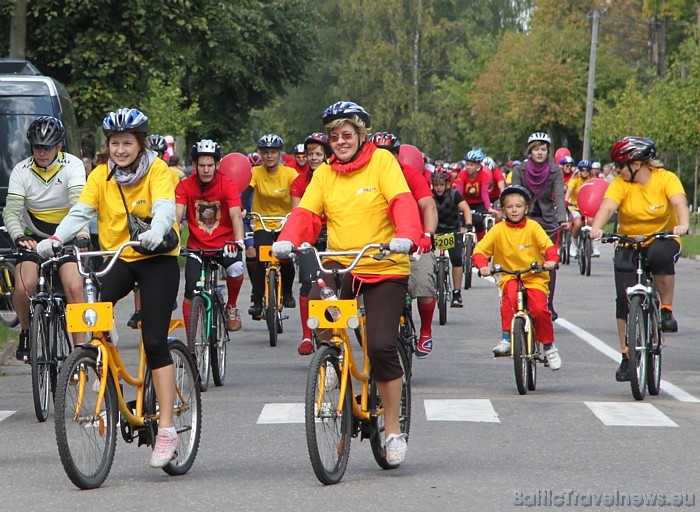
[577,178,609,218]
[219,153,252,192]
[398,144,423,171]
[554,147,571,164]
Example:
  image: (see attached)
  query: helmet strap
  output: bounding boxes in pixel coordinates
[626,162,641,182]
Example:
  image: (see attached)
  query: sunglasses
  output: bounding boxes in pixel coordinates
[329,132,357,142]
[32,144,56,152]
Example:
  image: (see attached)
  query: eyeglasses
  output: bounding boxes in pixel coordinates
[32,144,56,152]
[329,132,357,143]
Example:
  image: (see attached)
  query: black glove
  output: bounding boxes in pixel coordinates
[74,237,91,250]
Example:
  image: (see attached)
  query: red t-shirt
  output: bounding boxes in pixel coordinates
[290,170,313,199]
[401,163,433,202]
[457,167,492,207]
[175,172,241,250]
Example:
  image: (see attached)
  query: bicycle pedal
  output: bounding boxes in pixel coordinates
[493,352,509,358]
[281,315,289,321]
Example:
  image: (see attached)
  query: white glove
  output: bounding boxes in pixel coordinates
[138,230,164,251]
[37,237,62,259]
[389,237,413,255]
[272,240,294,259]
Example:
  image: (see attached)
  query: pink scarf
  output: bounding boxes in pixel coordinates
[524,157,551,199]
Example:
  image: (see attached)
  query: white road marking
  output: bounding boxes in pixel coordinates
[424,399,500,422]
[0,411,15,423]
[257,403,304,424]
[585,401,678,427]
[556,317,700,403]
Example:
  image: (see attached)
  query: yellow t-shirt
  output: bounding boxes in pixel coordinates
[473,219,554,295]
[79,158,179,261]
[604,169,685,237]
[298,148,412,276]
[566,174,591,207]
[250,164,298,231]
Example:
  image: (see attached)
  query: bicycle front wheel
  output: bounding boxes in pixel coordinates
[266,269,279,347]
[437,259,447,325]
[627,296,648,400]
[54,347,118,490]
[462,236,474,290]
[187,295,210,392]
[647,303,663,396]
[584,237,592,276]
[30,303,51,422]
[305,344,351,485]
[370,339,412,469]
[0,260,18,327]
[577,238,586,275]
[559,230,571,265]
[512,317,528,395]
[210,303,228,387]
[162,339,202,476]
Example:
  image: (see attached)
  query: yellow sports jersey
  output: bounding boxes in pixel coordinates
[298,148,412,276]
[79,158,179,261]
[566,174,591,207]
[250,164,297,231]
[473,219,554,294]
[604,169,685,237]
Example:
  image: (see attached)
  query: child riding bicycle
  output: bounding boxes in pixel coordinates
[472,185,562,370]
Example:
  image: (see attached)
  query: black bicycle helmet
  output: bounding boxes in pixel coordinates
[146,134,168,154]
[190,139,222,162]
[321,101,371,127]
[27,116,65,147]
[500,184,532,204]
[432,170,450,181]
[257,134,284,150]
[102,108,149,136]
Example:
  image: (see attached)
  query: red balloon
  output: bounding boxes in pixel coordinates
[577,178,609,217]
[218,153,252,192]
[554,147,571,164]
[397,144,423,171]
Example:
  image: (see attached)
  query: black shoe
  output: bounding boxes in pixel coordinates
[15,330,29,362]
[248,303,263,320]
[283,293,296,308]
[451,290,463,308]
[660,308,678,333]
[127,310,141,329]
[551,309,558,321]
[615,357,630,382]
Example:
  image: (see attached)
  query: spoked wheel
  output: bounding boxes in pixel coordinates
[162,339,202,476]
[437,259,447,326]
[369,340,412,469]
[30,303,52,422]
[187,295,210,392]
[54,347,118,490]
[584,237,592,276]
[577,238,587,275]
[559,230,571,265]
[0,260,18,327]
[647,305,663,396]
[266,269,279,347]
[462,236,474,289]
[512,317,528,395]
[527,343,538,391]
[305,345,352,485]
[627,296,648,400]
[210,305,228,387]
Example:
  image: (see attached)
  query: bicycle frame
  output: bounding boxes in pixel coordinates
[259,245,283,312]
[184,249,225,341]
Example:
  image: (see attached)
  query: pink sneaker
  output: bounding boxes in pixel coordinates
[298,338,313,356]
[149,429,179,468]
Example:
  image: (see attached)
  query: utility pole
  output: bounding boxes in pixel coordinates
[10,0,28,59]
[582,8,599,161]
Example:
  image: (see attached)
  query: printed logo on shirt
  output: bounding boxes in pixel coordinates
[519,244,533,250]
[194,199,222,234]
[132,199,148,207]
[274,188,287,194]
[356,187,377,195]
[649,204,665,211]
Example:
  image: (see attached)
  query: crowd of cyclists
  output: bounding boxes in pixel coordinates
[4,100,690,469]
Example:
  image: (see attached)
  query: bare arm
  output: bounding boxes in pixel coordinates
[176,203,185,228]
[457,200,472,225]
[229,206,245,241]
[589,198,619,239]
[669,193,690,235]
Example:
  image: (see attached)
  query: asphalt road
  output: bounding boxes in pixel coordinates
[1,245,699,511]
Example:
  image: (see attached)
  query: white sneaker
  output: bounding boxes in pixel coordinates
[492,339,511,355]
[385,433,408,465]
[569,241,578,258]
[592,241,601,257]
[545,346,562,371]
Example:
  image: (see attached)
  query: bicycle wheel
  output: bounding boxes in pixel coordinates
[162,339,202,476]
[54,347,118,489]
[627,296,648,400]
[584,237,592,276]
[305,344,352,485]
[462,236,474,290]
[53,304,73,391]
[187,295,210,392]
[647,304,663,396]
[527,341,538,391]
[210,303,228,387]
[437,259,447,325]
[266,269,278,347]
[30,303,51,422]
[559,230,571,265]
[0,261,18,327]
[512,317,528,395]
[577,238,586,275]
[370,339,412,469]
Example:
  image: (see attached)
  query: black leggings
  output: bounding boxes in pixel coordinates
[100,256,179,369]
[310,264,407,382]
[250,230,295,303]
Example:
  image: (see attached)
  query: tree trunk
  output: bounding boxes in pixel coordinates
[10,0,28,59]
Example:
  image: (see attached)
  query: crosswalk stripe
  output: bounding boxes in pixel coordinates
[585,401,678,427]
[0,411,15,423]
[424,399,500,422]
[257,403,304,424]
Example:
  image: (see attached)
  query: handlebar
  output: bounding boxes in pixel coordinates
[601,231,679,246]
[490,262,559,276]
[296,242,392,274]
[245,212,290,233]
[72,241,142,278]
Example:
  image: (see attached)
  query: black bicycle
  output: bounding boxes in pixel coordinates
[601,231,676,400]
[398,293,417,368]
[577,224,592,276]
[181,248,231,392]
[29,249,74,422]
[462,230,476,289]
[433,232,455,325]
